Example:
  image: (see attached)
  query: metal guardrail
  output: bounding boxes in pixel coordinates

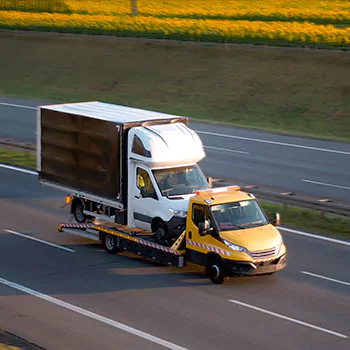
[1,138,350,218]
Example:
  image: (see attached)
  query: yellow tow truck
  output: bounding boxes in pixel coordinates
[58,185,287,284]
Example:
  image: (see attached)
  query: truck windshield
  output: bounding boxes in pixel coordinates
[210,199,268,230]
[152,165,209,196]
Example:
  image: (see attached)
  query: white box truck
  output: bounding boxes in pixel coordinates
[37,101,211,246]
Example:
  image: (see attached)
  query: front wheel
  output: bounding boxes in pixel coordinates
[154,221,172,246]
[73,199,87,223]
[206,258,229,284]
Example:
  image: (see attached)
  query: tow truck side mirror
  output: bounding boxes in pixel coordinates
[273,213,280,226]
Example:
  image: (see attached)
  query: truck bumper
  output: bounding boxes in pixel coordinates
[166,216,186,238]
[223,254,287,276]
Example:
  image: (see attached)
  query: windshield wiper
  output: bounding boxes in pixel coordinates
[239,221,263,228]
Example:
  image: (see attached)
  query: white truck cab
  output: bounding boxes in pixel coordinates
[127,122,209,245]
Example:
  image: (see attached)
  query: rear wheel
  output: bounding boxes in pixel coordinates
[206,257,229,284]
[74,199,87,223]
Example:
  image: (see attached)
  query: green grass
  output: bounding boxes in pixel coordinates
[1,32,350,141]
[0,148,36,169]
[262,202,350,240]
[0,147,349,240]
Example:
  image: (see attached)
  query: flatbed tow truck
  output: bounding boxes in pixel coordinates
[58,186,287,284]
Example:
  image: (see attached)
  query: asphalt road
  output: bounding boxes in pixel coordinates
[0,167,349,350]
[1,96,350,201]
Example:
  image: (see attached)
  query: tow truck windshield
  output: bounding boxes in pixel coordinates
[153,165,209,196]
[210,199,268,231]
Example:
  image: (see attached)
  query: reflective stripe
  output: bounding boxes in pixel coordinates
[60,223,94,229]
[135,238,181,255]
[186,240,231,257]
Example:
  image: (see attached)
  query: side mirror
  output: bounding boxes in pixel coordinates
[207,177,213,187]
[198,222,207,236]
[273,213,280,226]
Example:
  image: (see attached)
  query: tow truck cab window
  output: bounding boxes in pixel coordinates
[192,204,211,229]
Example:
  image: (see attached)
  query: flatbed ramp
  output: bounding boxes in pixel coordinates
[58,222,186,268]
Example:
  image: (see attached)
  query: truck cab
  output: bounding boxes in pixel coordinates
[185,187,287,283]
[126,122,210,245]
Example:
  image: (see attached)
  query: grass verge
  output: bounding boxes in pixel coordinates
[1,147,349,241]
[0,147,36,169]
[1,32,350,141]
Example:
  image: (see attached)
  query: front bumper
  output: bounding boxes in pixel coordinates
[223,254,287,276]
[165,215,186,238]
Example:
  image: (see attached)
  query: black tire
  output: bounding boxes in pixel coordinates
[153,221,172,246]
[73,199,87,223]
[206,257,229,284]
[102,233,120,254]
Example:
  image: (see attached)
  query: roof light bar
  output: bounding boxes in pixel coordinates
[193,185,240,196]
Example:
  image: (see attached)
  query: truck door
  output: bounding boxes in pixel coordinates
[132,166,159,230]
[187,203,215,266]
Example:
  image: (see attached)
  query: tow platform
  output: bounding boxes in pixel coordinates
[58,222,186,268]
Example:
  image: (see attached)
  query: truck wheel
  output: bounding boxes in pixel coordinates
[154,221,171,247]
[102,233,120,254]
[206,257,229,284]
[73,200,87,223]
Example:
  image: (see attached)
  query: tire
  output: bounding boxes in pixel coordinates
[153,221,172,247]
[102,233,120,254]
[206,257,229,284]
[74,199,87,223]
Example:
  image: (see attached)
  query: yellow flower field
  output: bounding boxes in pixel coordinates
[65,0,350,24]
[1,1,350,24]
[1,11,349,48]
[0,1,349,48]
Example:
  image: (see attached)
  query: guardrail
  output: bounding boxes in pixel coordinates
[1,138,350,218]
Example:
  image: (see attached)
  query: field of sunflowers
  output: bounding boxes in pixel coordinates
[0,0,349,48]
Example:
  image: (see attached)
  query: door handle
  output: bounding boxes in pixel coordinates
[134,196,139,199]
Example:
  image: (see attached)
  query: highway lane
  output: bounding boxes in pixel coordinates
[0,167,349,350]
[1,96,350,202]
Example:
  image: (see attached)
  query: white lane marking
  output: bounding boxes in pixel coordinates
[301,271,350,287]
[302,179,350,191]
[0,277,188,350]
[0,102,36,110]
[204,146,249,155]
[278,226,350,247]
[0,163,38,175]
[196,130,350,156]
[4,229,75,253]
[228,299,348,339]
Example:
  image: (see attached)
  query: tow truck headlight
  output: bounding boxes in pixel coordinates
[169,209,187,218]
[223,239,246,252]
[276,236,284,255]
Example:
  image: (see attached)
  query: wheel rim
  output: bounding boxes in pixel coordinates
[211,264,220,279]
[155,227,167,245]
[105,235,115,250]
[75,204,85,222]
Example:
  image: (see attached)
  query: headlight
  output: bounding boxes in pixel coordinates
[276,236,283,254]
[223,239,246,252]
[169,209,187,218]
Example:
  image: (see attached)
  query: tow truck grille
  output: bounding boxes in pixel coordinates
[249,247,277,258]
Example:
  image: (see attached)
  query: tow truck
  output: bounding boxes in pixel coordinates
[58,186,287,284]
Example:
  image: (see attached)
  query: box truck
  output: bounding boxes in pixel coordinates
[37,101,210,246]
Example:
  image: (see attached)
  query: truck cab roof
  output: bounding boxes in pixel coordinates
[192,186,255,206]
